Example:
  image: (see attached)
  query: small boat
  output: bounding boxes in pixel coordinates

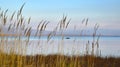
[66,37,70,39]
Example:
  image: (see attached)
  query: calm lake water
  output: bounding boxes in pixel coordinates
[1,36,120,57]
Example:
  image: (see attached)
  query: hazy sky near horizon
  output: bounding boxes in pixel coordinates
[0,0,120,35]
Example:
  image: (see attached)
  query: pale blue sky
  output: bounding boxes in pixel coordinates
[0,0,120,35]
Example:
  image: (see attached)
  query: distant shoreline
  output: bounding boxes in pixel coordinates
[0,33,120,37]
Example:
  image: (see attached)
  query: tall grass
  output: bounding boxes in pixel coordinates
[0,4,119,67]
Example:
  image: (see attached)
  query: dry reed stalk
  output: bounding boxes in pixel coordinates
[92,23,99,56]
[10,11,16,21]
[28,17,31,24]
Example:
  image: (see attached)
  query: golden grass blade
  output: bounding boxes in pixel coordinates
[44,21,50,30]
[3,17,7,25]
[35,20,44,36]
[82,18,85,24]
[37,20,43,29]
[26,27,31,36]
[4,9,8,17]
[28,17,31,24]
[10,11,16,21]
[40,21,46,32]
[86,18,88,26]
[19,3,25,15]
[16,20,20,28]
[8,24,12,31]
[66,19,71,28]
[47,32,52,42]
[24,28,28,35]
[0,11,3,17]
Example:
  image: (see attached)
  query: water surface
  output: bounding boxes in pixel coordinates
[1,36,120,57]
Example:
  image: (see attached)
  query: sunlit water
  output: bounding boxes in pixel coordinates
[0,36,120,57]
